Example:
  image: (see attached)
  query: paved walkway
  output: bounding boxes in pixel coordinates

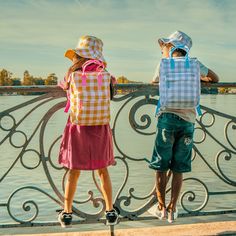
[4,221,236,236]
[1,214,236,236]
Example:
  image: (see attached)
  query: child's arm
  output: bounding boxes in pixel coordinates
[111,75,117,85]
[58,71,71,90]
[110,75,117,100]
[201,69,219,83]
[58,81,69,90]
[204,69,219,83]
[199,61,219,83]
[151,63,160,83]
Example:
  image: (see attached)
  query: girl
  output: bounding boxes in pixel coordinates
[58,35,118,228]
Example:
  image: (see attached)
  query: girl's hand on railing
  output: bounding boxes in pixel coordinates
[58,81,68,90]
[111,75,117,84]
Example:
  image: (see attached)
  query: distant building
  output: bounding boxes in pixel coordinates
[117,76,142,84]
[228,88,236,94]
[218,87,235,94]
[116,76,143,94]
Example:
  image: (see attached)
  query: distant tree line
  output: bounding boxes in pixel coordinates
[0,69,58,86]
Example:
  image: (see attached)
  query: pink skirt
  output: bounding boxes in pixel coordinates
[58,118,115,170]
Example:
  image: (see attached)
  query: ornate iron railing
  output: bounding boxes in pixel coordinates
[0,83,235,227]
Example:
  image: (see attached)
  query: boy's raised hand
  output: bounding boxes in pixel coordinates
[201,76,213,82]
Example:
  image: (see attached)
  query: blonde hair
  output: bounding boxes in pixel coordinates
[69,56,88,73]
[65,54,89,83]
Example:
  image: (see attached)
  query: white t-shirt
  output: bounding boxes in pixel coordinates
[153,60,209,123]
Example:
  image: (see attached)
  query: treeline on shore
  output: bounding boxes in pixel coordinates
[0,69,58,86]
[0,69,234,95]
[0,68,58,95]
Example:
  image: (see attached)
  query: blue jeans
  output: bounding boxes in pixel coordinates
[149,113,194,173]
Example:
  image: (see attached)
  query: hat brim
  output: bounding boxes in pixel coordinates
[64,49,76,61]
[158,38,172,47]
[158,38,190,50]
[74,49,106,64]
[64,49,106,65]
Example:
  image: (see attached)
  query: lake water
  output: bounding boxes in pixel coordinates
[0,94,236,224]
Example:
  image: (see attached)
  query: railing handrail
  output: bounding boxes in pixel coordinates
[0,82,235,93]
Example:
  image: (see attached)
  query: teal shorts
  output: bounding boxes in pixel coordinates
[149,113,194,173]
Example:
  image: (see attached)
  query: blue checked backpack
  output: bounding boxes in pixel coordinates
[156,45,201,115]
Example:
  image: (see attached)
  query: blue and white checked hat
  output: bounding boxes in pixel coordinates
[65,36,106,64]
[158,31,192,50]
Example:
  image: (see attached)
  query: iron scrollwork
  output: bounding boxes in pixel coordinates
[0,84,236,226]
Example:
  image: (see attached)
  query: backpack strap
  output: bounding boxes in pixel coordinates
[81,59,105,87]
[196,105,202,116]
[155,99,161,116]
[169,45,189,57]
[169,45,190,69]
[62,74,72,113]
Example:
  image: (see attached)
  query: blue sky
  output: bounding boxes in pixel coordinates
[0,0,235,82]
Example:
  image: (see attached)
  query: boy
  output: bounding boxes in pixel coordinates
[149,31,219,223]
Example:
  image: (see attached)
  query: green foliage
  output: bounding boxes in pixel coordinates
[0,69,13,86]
[11,79,21,86]
[0,69,58,86]
[45,73,58,85]
[22,70,33,85]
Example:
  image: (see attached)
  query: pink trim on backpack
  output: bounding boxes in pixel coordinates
[64,93,70,113]
[63,60,105,113]
[81,60,105,87]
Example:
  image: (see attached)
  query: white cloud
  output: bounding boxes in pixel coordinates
[0,0,235,82]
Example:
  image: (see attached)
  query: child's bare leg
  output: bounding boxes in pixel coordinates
[167,171,183,212]
[97,167,113,211]
[64,169,81,213]
[156,171,168,209]
[166,170,172,183]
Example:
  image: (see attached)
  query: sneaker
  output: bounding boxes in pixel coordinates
[105,209,119,226]
[167,208,178,223]
[58,210,72,228]
[148,204,167,220]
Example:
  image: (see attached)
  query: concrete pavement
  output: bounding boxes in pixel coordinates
[1,214,236,236]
